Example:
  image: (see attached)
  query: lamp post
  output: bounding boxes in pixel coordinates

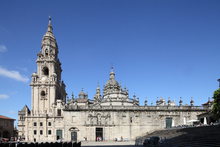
[218,79,220,88]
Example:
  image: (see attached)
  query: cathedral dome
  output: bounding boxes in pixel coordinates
[78,89,88,99]
[104,70,120,93]
[106,71,119,85]
[106,78,119,87]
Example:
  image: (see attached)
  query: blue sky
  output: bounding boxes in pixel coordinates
[0,0,220,122]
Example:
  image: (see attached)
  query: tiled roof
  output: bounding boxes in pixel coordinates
[0,115,15,120]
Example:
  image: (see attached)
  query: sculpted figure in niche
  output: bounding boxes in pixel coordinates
[97,114,101,125]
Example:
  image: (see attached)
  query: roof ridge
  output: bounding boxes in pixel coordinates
[0,115,15,120]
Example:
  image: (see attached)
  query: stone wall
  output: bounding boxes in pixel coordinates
[60,106,206,141]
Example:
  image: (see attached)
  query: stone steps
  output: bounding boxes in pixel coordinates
[140,125,220,147]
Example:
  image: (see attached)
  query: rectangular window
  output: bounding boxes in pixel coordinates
[57,109,61,116]
[48,130,51,135]
[40,122,43,126]
[34,130,37,135]
[40,130,43,135]
[33,122,37,126]
[166,117,173,128]
[48,122,51,126]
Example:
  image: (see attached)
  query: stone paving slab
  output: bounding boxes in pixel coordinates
[81,141,137,147]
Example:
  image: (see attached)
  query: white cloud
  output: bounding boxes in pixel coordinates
[0,45,7,53]
[0,67,29,82]
[0,94,9,99]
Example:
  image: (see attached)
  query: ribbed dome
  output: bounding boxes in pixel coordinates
[106,71,119,85]
[104,70,120,92]
[106,79,119,87]
[79,91,86,96]
[78,89,88,99]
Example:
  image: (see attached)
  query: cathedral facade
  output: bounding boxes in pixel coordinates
[18,19,208,142]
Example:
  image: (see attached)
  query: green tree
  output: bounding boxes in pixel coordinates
[212,88,220,119]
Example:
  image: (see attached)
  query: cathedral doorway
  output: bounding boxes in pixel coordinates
[56,130,62,140]
[71,131,77,142]
[69,127,79,142]
[166,117,173,128]
[96,128,103,141]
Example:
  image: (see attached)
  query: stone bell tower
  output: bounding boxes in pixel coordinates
[30,17,66,115]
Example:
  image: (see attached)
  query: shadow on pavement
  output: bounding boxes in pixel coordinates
[82,145,140,147]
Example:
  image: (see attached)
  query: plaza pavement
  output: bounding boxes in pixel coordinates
[81,141,140,147]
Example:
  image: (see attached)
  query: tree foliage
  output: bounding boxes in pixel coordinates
[212,88,220,119]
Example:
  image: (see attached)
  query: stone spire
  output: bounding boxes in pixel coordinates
[71,92,74,100]
[47,16,53,32]
[96,84,101,94]
[144,98,148,106]
[40,17,58,59]
[44,16,55,38]
[190,97,194,106]
[94,84,101,102]
[179,97,183,106]
[167,97,171,106]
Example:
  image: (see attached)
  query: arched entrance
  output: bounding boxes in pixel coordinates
[69,127,79,142]
[71,131,77,142]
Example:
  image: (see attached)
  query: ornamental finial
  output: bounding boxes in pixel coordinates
[109,66,115,80]
[49,16,52,25]
[47,16,53,33]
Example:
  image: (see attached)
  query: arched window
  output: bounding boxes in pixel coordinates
[42,67,49,76]
[45,49,48,56]
[41,91,46,97]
